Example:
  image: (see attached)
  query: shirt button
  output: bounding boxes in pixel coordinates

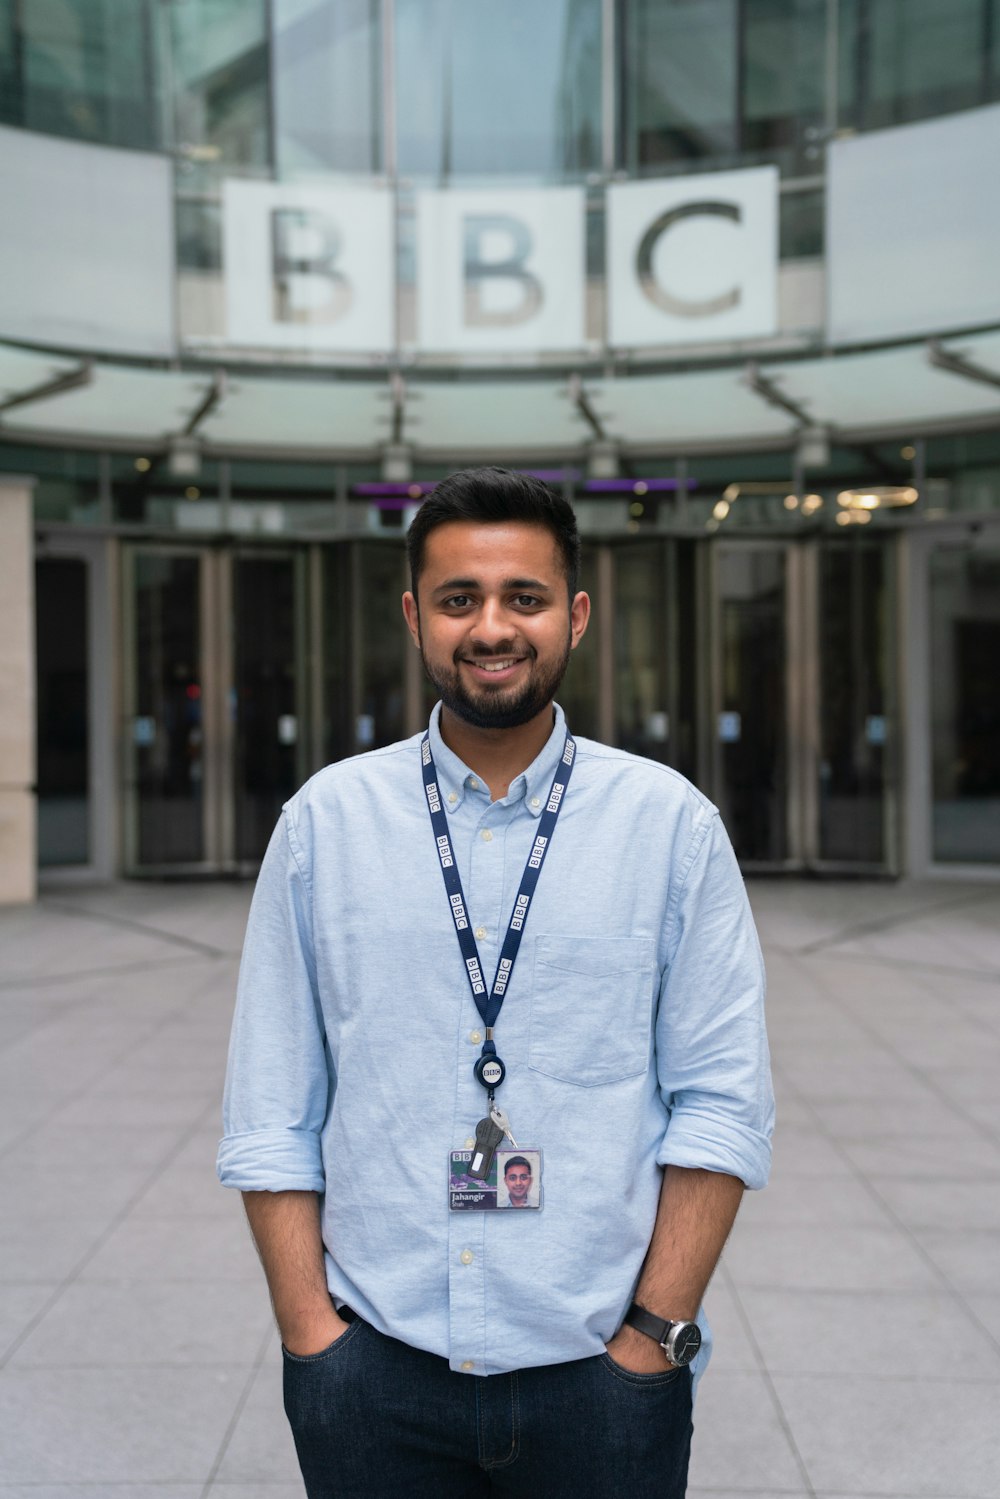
[469,777,479,790]
[447,791,458,805]
[480,829,493,842]
[461,1360,475,1372]
[530,796,540,809]
[469,1029,483,1045]
[474,926,487,940]
[460,1249,474,1265]
[465,1136,476,1148]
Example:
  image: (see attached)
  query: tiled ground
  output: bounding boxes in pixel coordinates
[1,877,999,1498]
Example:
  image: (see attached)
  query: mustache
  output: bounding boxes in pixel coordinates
[457,642,536,662]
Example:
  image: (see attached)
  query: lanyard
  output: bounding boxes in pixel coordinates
[421,728,576,1092]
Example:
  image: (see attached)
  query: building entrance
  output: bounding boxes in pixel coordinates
[708,537,895,872]
[123,545,310,874]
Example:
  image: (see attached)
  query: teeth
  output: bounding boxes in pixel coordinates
[474,659,517,673]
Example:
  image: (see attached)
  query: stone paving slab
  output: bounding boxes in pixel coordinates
[1,876,998,1498]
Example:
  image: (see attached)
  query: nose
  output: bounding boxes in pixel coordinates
[471,595,517,649]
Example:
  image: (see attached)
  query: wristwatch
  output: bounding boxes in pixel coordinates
[623,1302,702,1366]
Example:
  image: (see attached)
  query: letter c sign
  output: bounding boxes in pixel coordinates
[636,201,741,319]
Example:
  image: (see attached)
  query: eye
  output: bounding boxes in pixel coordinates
[513,594,542,608]
[443,594,473,609]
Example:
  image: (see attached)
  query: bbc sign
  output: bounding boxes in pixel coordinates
[223,168,778,356]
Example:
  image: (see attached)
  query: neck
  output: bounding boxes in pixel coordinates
[439,703,556,802]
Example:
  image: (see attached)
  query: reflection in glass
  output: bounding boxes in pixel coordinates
[717,548,786,862]
[133,554,203,864]
[271,0,381,175]
[839,0,998,131]
[0,0,157,148]
[234,556,303,862]
[620,0,739,171]
[36,559,89,866]
[554,544,599,740]
[169,0,270,169]
[930,547,1000,863]
[324,544,408,764]
[818,543,887,863]
[615,544,670,763]
[395,0,601,175]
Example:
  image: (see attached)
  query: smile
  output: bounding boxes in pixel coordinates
[466,657,523,674]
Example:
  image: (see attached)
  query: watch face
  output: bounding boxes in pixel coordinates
[669,1323,702,1366]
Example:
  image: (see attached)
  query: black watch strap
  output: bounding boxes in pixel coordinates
[624,1302,675,1347]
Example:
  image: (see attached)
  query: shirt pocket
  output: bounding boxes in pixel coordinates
[528,935,656,1087]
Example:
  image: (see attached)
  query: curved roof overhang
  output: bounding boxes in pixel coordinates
[2,329,999,466]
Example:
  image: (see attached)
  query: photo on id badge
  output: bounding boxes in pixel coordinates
[449,1149,542,1210]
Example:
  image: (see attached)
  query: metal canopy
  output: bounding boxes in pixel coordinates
[765,344,1000,435]
[591,367,798,449]
[0,344,80,406]
[4,363,213,443]
[2,334,999,458]
[409,381,590,453]
[199,377,390,453]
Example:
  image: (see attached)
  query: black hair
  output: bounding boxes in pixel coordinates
[406,466,580,604]
[503,1155,532,1175]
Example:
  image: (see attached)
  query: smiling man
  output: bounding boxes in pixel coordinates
[218,466,773,1498]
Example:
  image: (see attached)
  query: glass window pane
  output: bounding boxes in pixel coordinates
[133,553,204,865]
[234,556,303,862]
[930,546,1000,863]
[614,543,671,763]
[717,547,787,861]
[272,0,381,175]
[396,0,601,177]
[620,0,738,173]
[36,558,89,866]
[818,542,887,863]
[170,0,271,169]
[555,544,599,740]
[742,0,826,172]
[2,0,158,148]
[841,0,990,130]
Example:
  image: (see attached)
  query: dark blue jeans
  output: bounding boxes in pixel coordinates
[283,1316,693,1498]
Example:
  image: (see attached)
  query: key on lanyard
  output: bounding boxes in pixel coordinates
[489,1103,519,1150]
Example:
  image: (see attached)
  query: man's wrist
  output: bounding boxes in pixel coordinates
[624,1301,702,1366]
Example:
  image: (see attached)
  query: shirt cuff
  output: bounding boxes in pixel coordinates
[657,1112,773,1192]
[216,1127,325,1193]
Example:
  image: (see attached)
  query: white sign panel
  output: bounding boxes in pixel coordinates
[828,103,1000,345]
[607,168,779,348]
[223,181,394,353]
[416,187,586,353]
[0,126,174,357]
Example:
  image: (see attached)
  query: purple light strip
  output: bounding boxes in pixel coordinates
[582,477,697,493]
[353,473,697,506]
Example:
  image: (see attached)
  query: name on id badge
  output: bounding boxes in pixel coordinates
[449,1148,543,1211]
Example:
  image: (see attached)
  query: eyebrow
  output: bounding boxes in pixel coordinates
[431,576,554,596]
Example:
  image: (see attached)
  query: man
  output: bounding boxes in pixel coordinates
[219,466,773,1498]
[501,1154,534,1208]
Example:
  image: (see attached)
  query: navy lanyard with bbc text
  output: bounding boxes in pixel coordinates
[421,729,577,1095]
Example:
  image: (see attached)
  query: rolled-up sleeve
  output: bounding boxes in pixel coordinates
[217,806,329,1193]
[655,810,774,1190]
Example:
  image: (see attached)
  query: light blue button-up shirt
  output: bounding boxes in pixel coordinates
[218,703,773,1382]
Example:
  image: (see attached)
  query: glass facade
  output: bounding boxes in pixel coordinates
[5,1,1000,878]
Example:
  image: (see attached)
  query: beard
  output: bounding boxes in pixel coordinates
[420,634,572,731]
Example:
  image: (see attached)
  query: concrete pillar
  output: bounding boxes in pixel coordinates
[0,475,37,904]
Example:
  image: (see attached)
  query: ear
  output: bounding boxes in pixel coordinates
[569,591,591,650]
[402,590,421,648]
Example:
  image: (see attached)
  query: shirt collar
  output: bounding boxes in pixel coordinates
[426,701,568,817]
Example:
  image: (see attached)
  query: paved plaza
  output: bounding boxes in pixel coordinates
[1,875,999,1498]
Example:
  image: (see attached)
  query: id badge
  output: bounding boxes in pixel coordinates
[449,1148,543,1211]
